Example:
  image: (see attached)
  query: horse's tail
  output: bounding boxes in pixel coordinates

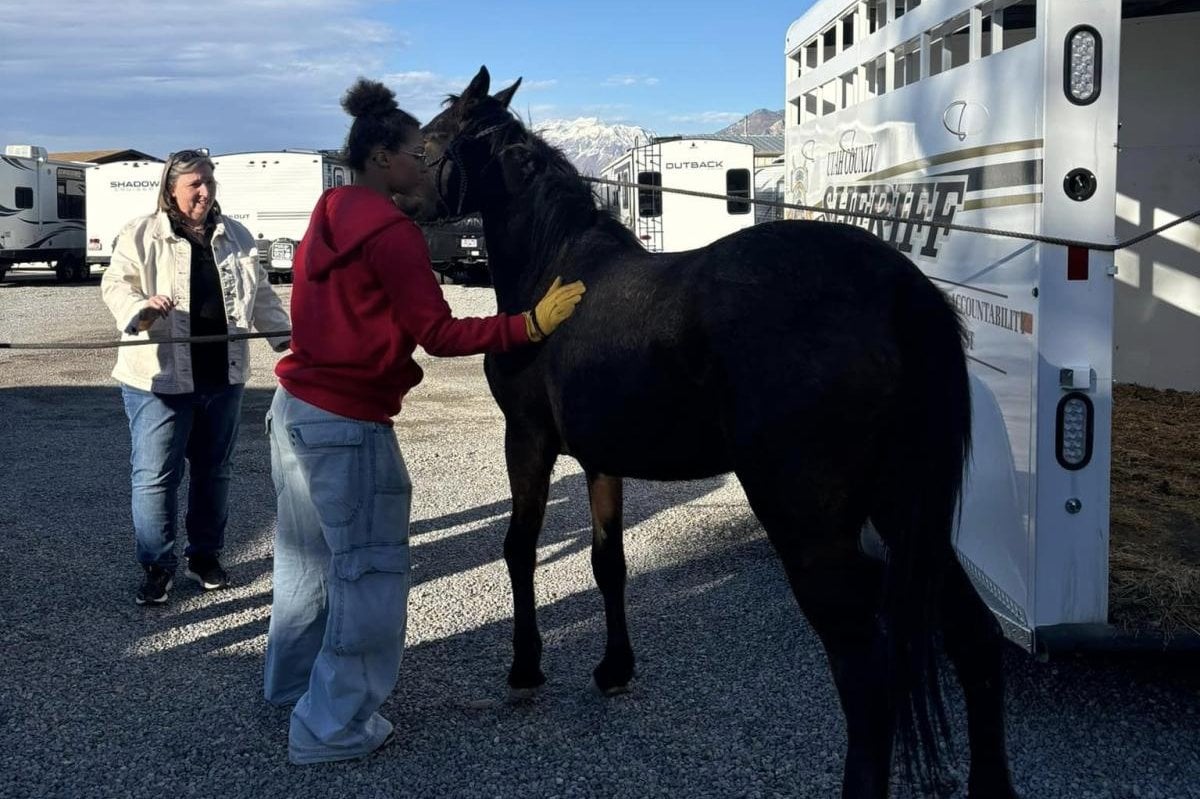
[873,271,972,792]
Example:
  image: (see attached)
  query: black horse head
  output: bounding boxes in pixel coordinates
[402,66,525,223]
[405,66,636,306]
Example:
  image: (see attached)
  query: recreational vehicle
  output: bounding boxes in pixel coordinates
[423,214,490,284]
[785,0,1199,650]
[0,145,87,282]
[85,158,164,269]
[210,150,351,282]
[598,138,757,252]
[755,157,787,224]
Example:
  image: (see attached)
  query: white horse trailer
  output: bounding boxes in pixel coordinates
[210,150,350,281]
[85,159,164,269]
[598,138,756,252]
[0,145,88,282]
[785,0,1199,651]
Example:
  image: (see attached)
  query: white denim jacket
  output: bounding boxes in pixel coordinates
[101,211,291,393]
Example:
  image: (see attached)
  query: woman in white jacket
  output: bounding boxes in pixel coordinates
[101,149,290,605]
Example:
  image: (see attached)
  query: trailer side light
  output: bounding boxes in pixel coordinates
[1056,391,1094,470]
[1064,26,1101,105]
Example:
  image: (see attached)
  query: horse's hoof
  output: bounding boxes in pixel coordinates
[507,664,546,692]
[507,685,541,703]
[592,658,634,695]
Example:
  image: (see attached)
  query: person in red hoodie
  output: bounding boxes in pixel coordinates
[263,78,585,765]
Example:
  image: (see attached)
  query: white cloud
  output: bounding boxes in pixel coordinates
[602,75,660,87]
[0,0,412,155]
[520,79,559,91]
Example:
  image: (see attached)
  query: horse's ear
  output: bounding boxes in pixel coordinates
[493,78,522,109]
[462,66,491,103]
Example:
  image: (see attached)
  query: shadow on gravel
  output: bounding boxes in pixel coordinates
[4,385,1200,798]
[406,471,729,587]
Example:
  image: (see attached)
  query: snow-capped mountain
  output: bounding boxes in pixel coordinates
[532,117,655,176]
[717,109,785,136]
[530,110,784,176]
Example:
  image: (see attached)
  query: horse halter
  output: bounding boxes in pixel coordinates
[424,117,518,219]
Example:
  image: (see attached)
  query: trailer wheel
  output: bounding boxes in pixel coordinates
[55,254,88,283]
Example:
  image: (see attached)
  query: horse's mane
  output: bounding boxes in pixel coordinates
[471,109,641,268]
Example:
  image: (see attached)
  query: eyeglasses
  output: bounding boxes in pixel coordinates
[167,148,211,162]
[397,146,426,163]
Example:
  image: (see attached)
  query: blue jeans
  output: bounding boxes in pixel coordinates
[263,386,412,765]
[121,383,244,571]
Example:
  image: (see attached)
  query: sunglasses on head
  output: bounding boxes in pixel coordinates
[167,148,210,162]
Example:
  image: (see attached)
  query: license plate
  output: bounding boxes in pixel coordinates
[460,237,478,248]
[270,240,294,269]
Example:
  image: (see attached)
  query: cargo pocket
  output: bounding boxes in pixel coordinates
[288,420,365,527]
[330,544,411,657]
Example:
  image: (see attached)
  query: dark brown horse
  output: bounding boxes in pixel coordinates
[400,66,1017,799]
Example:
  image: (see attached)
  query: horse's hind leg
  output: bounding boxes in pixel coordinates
[503,424,558,695]
[941,558,1018,798]
[740,473,893,799]
[585,470,633,693]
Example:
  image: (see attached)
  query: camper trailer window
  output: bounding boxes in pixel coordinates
[726,169,751,215]
[14,187,33,210]
[637,172,662,217]
[56,173,85,219]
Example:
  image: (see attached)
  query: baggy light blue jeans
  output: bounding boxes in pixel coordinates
[121,383,244,571]
[263,386,412,765]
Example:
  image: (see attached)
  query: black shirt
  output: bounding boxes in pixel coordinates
[174,219,229,390]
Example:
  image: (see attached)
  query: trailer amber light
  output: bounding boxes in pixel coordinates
[1056,392,1094,470]
[1065,26,1102,105]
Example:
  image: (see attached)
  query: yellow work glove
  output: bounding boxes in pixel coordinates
[524,276,586,342]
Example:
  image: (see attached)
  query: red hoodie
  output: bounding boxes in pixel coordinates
[275,186,527,422]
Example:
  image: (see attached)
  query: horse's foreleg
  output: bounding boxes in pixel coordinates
[503,425,557,695]
[941,558,1018,799]
[585,470,633,694]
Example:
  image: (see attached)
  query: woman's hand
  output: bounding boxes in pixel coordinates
[136,294,176,331]
[524,276,586,342]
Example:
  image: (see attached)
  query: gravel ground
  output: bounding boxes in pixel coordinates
[1,266,1197,799]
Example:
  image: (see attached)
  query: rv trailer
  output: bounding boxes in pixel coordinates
[598,138,757,253]
[785,0,1200,652]
[0,145,88,283]
[210,150,351,282]
[85,158,165,269]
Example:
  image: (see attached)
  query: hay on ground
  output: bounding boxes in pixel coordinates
[1109,383,1200,636]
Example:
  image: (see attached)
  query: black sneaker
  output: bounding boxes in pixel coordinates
[136,565,173,605]
[185,554,229,590]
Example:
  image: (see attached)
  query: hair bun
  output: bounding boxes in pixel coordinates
[341,78,398,118]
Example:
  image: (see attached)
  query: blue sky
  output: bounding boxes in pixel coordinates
[0,0,814,158]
